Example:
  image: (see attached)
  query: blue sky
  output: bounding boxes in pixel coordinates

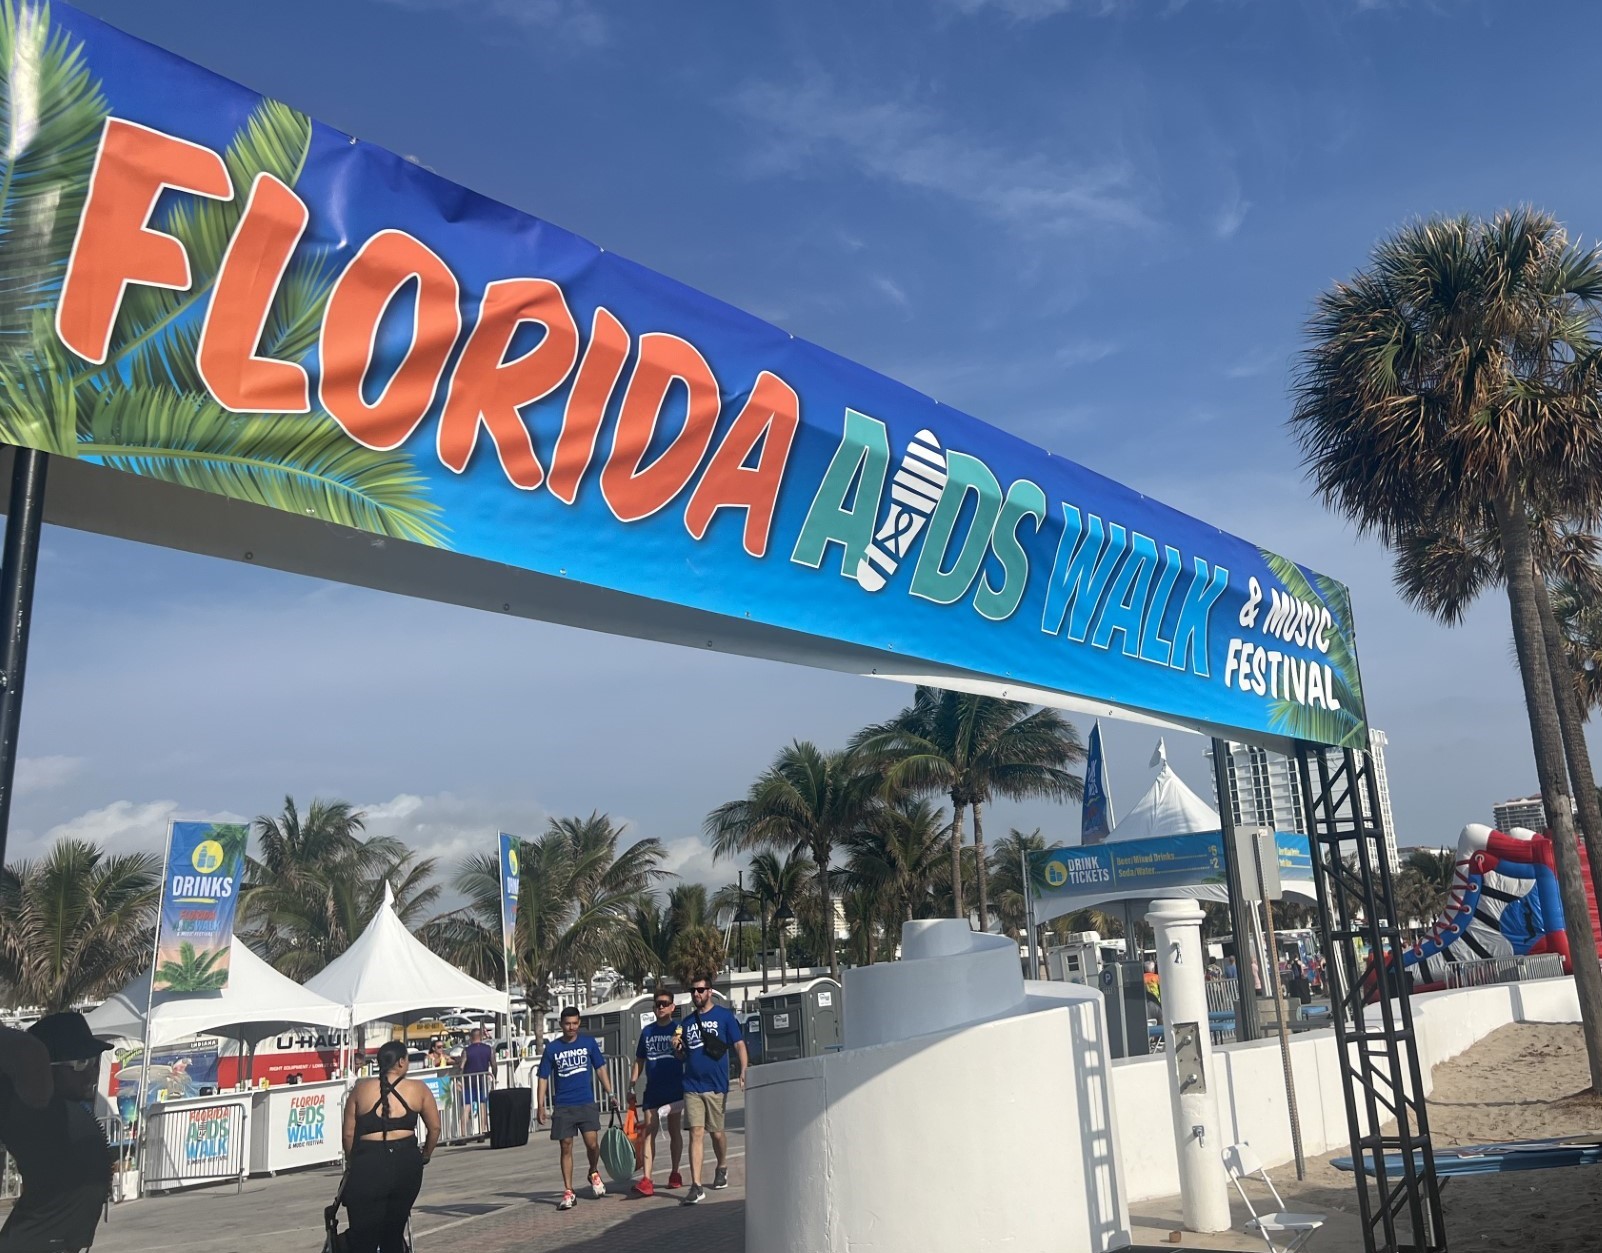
[14,0,1599,892]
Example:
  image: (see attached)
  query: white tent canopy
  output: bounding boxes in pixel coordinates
[1106,738,1220,841]
[85,943,347,1049]
[305,883,508,1026]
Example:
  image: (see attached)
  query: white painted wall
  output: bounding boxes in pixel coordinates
[1112,977,1582,1202]
[745,920,1130,1252]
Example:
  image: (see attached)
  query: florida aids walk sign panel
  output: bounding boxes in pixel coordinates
[0,2,1368,750]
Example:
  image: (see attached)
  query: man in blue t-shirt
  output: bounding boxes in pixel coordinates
[537,1008,616,1211]
[675,976,747,1206]
[628,990,685,1197]
[460,1028,494,1136]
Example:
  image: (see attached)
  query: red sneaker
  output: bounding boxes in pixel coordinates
[666,1171,684,1189]
[632,1177,655,1197]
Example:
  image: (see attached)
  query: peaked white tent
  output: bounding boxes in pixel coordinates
[1106,738,1220,841]
[86,943,347,1048]
[305,883,508,1026]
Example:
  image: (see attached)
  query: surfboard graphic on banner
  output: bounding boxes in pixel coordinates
[154,821,247,992]
[498,833,520,989]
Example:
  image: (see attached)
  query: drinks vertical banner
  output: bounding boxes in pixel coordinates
[154,822,247,992]
[1080,721,1116,846]
[498,833,520,991]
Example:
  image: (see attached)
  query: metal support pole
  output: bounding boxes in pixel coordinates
[1253,836,1306,1179]
[0,447,47,873]
[1209,737,1261,1042]
[1022,844,1040,979]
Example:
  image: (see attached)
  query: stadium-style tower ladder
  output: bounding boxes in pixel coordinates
[1293,744,1448,1253]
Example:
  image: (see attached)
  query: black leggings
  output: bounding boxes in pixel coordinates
[345,1139,424,1253]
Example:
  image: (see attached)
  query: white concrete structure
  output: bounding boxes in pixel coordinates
[1147,899,1230,1233]
[745,919,1130,1252]
[1112,976,1581,1201]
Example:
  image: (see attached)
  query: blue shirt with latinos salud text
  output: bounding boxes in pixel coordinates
[538,1034,606,1108]
[681,1006,743,1095]
[635,1021,685,1106]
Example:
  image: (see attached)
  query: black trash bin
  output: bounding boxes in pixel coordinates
[488,1087,532,1149]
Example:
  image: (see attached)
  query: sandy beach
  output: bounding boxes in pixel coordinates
[1137,1023,1602,1251]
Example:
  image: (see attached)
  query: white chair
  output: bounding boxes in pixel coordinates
[1222,1141,1326,1253]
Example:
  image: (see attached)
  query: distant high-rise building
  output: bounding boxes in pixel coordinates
[1207,729,1400,875]
[1492,795,1560,833]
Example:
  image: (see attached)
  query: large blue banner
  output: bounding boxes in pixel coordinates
[1031,830,1313,914]
[154,820,246,992]
[1080,721,1114,845]
[498,832,519,991]
[0,3,1367,748]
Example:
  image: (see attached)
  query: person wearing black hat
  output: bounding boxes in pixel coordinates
[0,1012,114,1251]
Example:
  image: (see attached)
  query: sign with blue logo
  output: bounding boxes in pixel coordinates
[154,821,246,992]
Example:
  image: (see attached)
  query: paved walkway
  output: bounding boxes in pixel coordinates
[92,1099,747,1253]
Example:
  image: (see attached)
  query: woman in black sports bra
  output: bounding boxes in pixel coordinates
[340,1040,441,1252]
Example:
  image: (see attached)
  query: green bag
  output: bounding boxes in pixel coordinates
[599,1109,636,1185]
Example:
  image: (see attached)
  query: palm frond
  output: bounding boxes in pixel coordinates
[81,388,448,545]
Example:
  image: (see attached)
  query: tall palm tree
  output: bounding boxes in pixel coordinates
[748,849,812,987]
[1391,511,1602,904]
[853,688,1085,931]
[0,839,160,1012]
[242,796,439,978]
[986,828,1061,963]
[707,742,877,980]
[839,797,948,943]
[1292,208,1602,1087]
[422,814,667,1016]
[0,5,444,546]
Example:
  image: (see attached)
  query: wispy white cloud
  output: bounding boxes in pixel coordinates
[15,754,84,797]
[731,75,1154,238]
[375,0,607,47]
[944,0,1128,18]
[872,275,912,312]
[1212,192,1251,240]
[1055,339,1121,368]
[1223,344,1283,379]
[39,799,248,858]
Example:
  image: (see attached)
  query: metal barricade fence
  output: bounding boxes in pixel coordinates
[439,1073,494,1143]
[141,1101,247,1193]
[1443,952,1566,989]
[1204,980,1239,1013]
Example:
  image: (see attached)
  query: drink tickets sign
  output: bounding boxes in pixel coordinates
[0,3,1368,748]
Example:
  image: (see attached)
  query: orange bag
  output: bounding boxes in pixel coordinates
[625,1106,645,1167]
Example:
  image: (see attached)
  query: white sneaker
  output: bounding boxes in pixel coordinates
[589,1170,606,1198]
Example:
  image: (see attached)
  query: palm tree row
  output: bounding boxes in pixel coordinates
[706,687,1086,975]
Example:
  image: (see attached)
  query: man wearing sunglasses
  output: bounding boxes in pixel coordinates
[627,992,685,1196]
[673,977,746,1206]
[0,1012,114,1251]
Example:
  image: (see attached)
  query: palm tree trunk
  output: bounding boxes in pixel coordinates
[815,844,840,981]
[1536,577,1602,907]
[1497,496,1602,1091]
[973,801,990,932]
[760,909,771,994]
[949,800,967,921]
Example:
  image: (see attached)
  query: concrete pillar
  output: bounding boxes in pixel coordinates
[1146,898,1231,1234]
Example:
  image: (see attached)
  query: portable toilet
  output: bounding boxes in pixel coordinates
[755,978,842,1063]
[579,992,654,1100]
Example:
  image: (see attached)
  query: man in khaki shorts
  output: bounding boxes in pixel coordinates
[674,977,747,1205]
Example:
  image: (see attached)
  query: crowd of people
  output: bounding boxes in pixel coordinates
[0,971,752,1252]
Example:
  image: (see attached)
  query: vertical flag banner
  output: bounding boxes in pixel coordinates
[498,833,520,990]
[154,821,247,992]
[1081,721,1116,845]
